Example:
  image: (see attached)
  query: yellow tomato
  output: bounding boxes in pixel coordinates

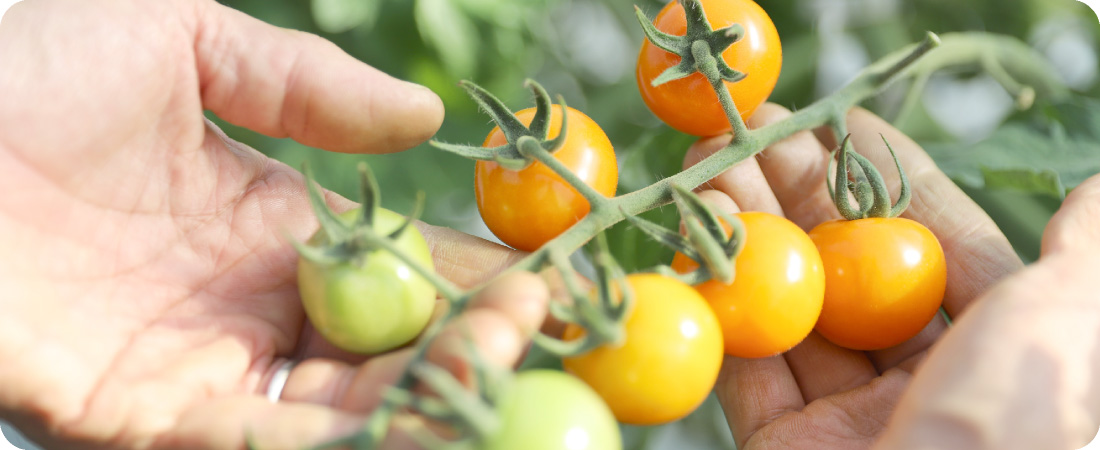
[562,274,724,426]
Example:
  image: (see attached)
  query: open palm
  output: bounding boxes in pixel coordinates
[693,104,1024,449]
[0,1,542,449]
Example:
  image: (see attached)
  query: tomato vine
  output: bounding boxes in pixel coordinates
[283,0,1067,447]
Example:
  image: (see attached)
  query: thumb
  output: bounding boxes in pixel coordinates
[1041,173,1100,257]
[194,2,443,154]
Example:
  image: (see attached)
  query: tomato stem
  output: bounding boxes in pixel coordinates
[516,136,612,211]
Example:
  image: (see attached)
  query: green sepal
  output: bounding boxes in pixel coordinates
[302,161,353,243]
[634,5,680,53]
[432,80,570,171]
[386,191,426,240]
[356,162,380,228]
[411,362,501,441]
[525,79,553,140]
[636,0,747,87]
[534,241,629,359]
[883,135,913,217]
[383,388,456,421]
[829,134,913,220]
[532,332,604,358]
[622,212,699,261]
[459,80,527,145]
[547,300,580,325]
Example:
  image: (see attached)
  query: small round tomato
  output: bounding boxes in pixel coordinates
[297,208,436,354]
[476,105,618,252]
[809,218,946,351]
[483,370,621,450]
[671,211,824,358]
[561,273,723,426]
[637,0,782,136]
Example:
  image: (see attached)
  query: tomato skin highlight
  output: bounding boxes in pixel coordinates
[297,209,436,355]
[809,217,947,351]
[483,370,622,450]
[475,106,618,252]
[637,0,782,136]
[562,273,724,426]
[671,212,824,358]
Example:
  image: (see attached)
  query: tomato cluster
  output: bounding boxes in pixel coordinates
[292,0,951,446]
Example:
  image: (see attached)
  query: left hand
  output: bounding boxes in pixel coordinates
[0,1,540,449]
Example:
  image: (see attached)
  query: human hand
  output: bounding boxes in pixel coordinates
[876,170,1100,449]
[0,1,541,449]
[689,104,1025,449]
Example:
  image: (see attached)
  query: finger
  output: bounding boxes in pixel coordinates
[683,136,784,215]
[748,103,841,230]
[830,108,1023,318]
[421,272,550,384]
[1041,173,1100,256]
[693,190,805,448]
[744,369,910,449]
[417,223,526,290]
[164,397,367,450]
[782,332,878,403]
[878,254,1100,450]
[194,2,443,154]
[866,312,948,373]
[717,355,805,449]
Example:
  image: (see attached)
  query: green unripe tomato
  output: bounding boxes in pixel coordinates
[483,370,621,450]
[297,208,436,354]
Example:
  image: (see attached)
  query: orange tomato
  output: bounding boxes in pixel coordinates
[475,106,617,252]
[636,0,782,136]
[809,218,947,350]
[562,273,723,426]
[671,211,824,358]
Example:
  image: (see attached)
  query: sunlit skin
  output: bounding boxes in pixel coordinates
[475,106,618,252]
[561,274,724,426]
[671,211,824,358]
[809,217,947,351]
[637,0,782,136]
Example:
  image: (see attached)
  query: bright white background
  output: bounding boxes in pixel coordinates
[0,0,1098,449]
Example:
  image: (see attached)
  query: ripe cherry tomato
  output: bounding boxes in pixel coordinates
[809,218,947,350]
[484,370,621,450]
[476,106,618,252]
[561,273,723,426]
[297,208,436,354]
[637,0,782,136]
[671,211,824,358]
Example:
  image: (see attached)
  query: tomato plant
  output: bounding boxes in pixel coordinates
[637,0,782,136]
[671,211,824,358]
[297,208,436,354]
[561,273,723,426]
[475,105,618,252]
[483,370,621,450]
[809,217,947,350]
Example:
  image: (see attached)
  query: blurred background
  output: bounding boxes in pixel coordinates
[3,0,1099,448]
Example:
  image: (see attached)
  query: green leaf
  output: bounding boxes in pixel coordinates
[415,0,479,77]
[311,0,381,34]
[925,97,1100,199]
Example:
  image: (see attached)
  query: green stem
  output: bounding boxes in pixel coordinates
[516,136,612,211]
[692,40,751,141]
[362,231,465,302]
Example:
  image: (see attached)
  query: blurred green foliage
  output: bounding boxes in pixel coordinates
[208,1,1098,445]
